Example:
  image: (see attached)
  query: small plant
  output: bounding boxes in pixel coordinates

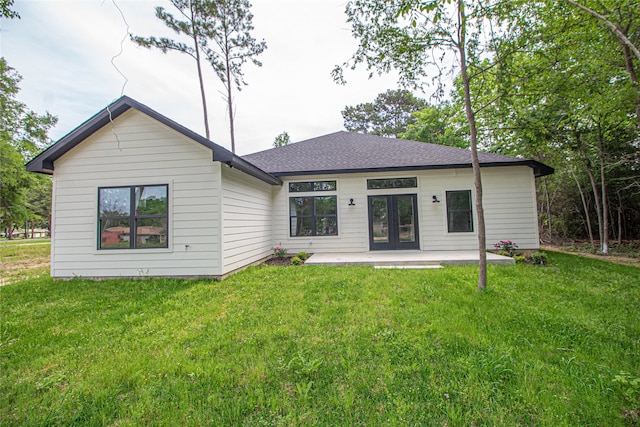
[529,251,548,265]
[513,255,526,264]
[613,371,640,405]
[290,256,302,266]
[296,251,310,261]
[494,240,518,256]
[274,243,288,259]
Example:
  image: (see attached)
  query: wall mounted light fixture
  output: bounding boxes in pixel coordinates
[432,195,441,203]
[349,198,355,206]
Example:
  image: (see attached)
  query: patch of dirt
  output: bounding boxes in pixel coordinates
[541,245,640,267]
[264,257,295,266]
[2,260,49,272]
[622,409,640,425]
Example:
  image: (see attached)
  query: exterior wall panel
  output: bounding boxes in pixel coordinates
[220,166,273,274]
[50,110,222,278]
[272,166,540,253]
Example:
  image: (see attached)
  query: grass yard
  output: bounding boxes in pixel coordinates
[1,250,639,426]
[0,240,50,285]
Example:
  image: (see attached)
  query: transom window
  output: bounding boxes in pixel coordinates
[289,180,336,192]
[367,177,417,190]
[98,185,168,249]
[446,190,473,233]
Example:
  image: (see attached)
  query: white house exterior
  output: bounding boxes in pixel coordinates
[266,167,540,256]
[27,96,553,279]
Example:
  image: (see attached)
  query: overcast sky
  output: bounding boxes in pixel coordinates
[1,0,442,155]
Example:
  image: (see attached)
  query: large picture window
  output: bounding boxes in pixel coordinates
[290,196,337,236]
[446,190,473,233]
[98,185,168,249]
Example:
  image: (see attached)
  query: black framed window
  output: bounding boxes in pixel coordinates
[98,185,168,249]
[446,190,473,233]
[289,196,337,236]
[367,177,417,190]
[289,181,336,192]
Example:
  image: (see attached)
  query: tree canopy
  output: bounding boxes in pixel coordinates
[342,89,427,137]
[400,102,467,148]
[0,58,57,238]
[273,131,290,148]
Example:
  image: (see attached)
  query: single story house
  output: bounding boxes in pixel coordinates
[26,96,553,279]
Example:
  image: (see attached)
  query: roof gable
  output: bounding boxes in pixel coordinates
[242,131,554,177]
[26,96,281,185]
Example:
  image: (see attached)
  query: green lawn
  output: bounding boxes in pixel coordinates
[0,239,50,285]
[1,252,639,426]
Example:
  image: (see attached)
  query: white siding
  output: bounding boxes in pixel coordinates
[482,167,540,249]
[50,110,223,278]
[419,167,540,250]
[272,166,540,253]
[220,166,273,274]
[272,174,369,254]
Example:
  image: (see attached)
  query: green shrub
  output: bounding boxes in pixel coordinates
[529,251,548,265]
[290,256,302,266]
[513,255,526,264]
[296,251,310,261]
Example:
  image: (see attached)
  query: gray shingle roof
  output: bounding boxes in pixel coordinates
[242,131,554,177]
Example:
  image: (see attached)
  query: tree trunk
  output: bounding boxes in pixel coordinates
[578,135,603,247]
[617,190,623,244]
[543,177,552,240]
[597,123,609,254]
[457,0,486,291]
[225,48,236,153]
[570,167,594,247]
[190,0,211,140]
[223,24,236,153]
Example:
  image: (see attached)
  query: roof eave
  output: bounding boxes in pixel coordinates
[25,96,281,185]
[220,153,282,185]
[266,160,555,178]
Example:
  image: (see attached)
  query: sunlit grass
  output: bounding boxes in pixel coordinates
[1,251,639,426]
[0,240,50,285]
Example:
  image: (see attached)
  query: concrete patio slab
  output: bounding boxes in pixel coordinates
[304,250,514,267]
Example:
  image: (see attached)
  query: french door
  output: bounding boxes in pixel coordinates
[368,194,419,250]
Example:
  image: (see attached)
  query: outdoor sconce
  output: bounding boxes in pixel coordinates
[348,198,355,206]
[432,195,441,203]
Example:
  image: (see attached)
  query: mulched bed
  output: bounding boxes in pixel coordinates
[264,257,295,266]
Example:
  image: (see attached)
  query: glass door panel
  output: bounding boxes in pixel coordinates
[368,194,419,250]
[397,196,416,243]
[370,197,389,243]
